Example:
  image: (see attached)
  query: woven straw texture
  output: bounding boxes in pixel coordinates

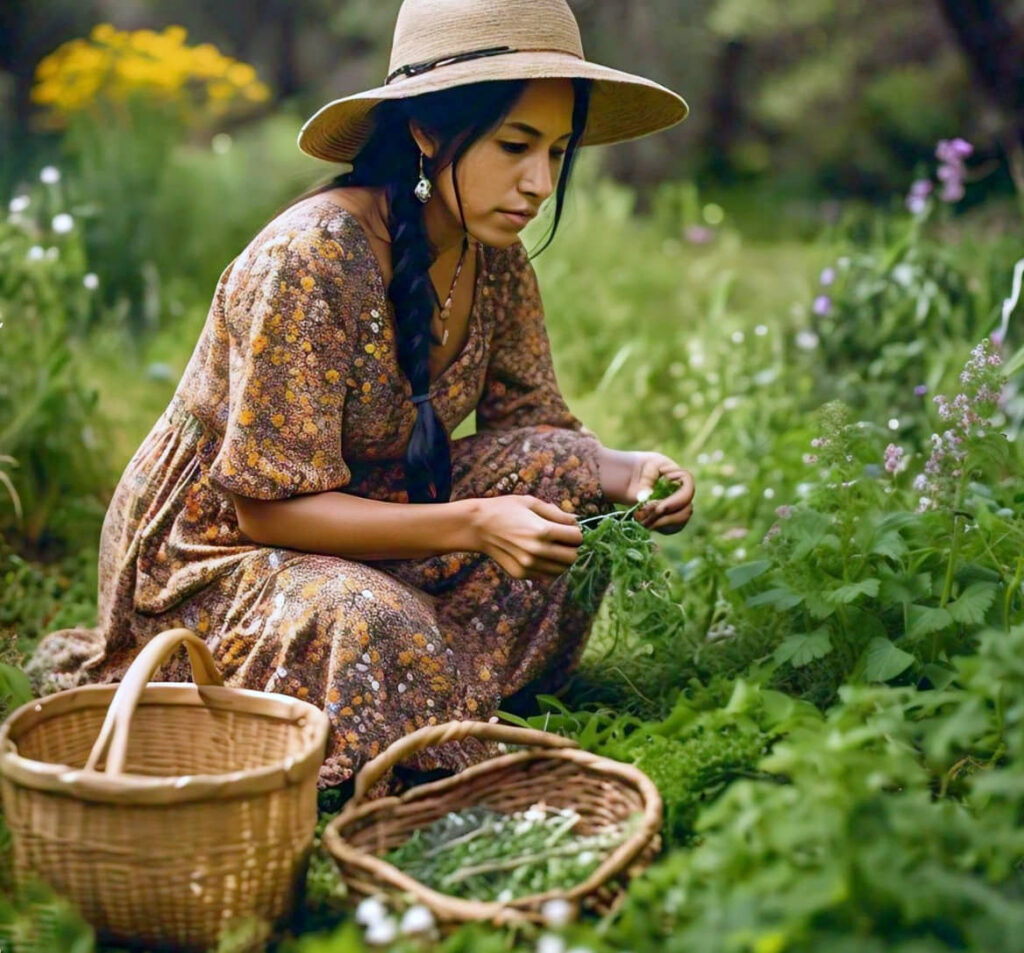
[297,0,689,163]
[0,628,329,952]
[323,720,663,927]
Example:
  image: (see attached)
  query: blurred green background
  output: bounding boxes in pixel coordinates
[3,4,1024,952]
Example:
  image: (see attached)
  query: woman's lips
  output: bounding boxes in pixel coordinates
[498,209,534,227]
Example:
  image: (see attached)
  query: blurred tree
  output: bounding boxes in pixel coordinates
[934,0,1024,189]
[0,0,103,194]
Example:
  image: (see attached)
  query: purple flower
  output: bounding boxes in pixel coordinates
[819,267,836,287]
[935,138,973,164]
[939,179,965,203]
[884,443,905,474]
[909,179,934,198]
[812,295,832,317]
[914,384,928,397]
[906,194,929,215]
[990,329,1005,348]
[684,225,716,245]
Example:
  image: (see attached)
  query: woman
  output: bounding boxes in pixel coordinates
[27,0,696,797]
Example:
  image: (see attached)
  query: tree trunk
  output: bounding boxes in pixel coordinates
[935,0,1024,137]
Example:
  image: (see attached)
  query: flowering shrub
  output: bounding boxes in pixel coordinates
[0,185,112,545]
[30,24,269,127]
[26,24,272,336]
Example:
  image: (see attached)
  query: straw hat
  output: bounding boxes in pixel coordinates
[298,0,689,163]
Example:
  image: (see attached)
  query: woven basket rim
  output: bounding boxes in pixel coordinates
[323,743,662,921]
[0,681,329,805]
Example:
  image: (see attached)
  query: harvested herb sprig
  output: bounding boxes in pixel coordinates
[567,477,682,634]
[381,802,642,902]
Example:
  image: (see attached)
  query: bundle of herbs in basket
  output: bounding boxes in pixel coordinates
[321,720,662,928]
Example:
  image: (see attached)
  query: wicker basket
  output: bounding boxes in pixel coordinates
[322,720,662,927]
[0,627,329,953]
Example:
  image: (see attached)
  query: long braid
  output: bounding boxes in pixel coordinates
[268,78,591,505]
[385,157,452,502]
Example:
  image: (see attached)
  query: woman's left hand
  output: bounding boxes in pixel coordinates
[626,452,695,535]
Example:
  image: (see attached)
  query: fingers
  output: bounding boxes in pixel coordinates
[648,501,694,534]
[529,496,578,526]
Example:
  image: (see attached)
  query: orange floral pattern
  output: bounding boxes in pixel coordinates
[27,195,615,796]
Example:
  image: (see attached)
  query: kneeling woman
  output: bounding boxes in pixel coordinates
[28,0,696,798]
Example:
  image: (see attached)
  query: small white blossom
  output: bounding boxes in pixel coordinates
[39,165,61,184]
[399,905,435,935]
[730,330,744,344]
[763,487,775,499]
[540,898,573,927]
[887,418,900,431]
[52,213,74,234]
[364,916,398,945]
[795,330,819,351]
[635,488,652,504]
[27,245,45,261]
[734,547,747,560]
[355,895,389,927]
[754,324,768,336]
[83,272,99,290]
[537,934,567,953]
[8,195,29,214]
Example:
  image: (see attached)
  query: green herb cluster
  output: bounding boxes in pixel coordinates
[380,803,642,902]
[568,477,683,648]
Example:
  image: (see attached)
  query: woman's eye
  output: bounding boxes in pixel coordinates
[500,142,529,154]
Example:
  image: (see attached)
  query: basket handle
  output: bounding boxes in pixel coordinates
[349,719,580,807]
[84,627,224,775]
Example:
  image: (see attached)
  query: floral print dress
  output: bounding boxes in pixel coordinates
[27,195,615,796]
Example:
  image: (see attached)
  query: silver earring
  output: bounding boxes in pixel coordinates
[414,152,432,204]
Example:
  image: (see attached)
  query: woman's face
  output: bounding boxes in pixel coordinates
[417,78,577,251]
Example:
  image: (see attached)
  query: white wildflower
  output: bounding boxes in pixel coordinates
[635,488,652,504]
[540,898,573,927]
[355,895,389,927]
[795,330,819,351]
[537,934,567,953]
[364,916,398,946]
[8,195,29,214]
[52,213,74,234]
[39,165,61,184]
[730,330,744,344]
[754,323,768,336]
[887,418,900,431]
[83,272,99,290]
[399,905,435,935]
[26,245,44,261]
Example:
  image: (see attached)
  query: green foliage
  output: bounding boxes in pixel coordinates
[0,205,113,547]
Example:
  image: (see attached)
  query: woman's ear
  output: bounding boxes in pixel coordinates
[407,121,437,159]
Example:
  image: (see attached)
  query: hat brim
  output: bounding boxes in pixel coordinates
[297,51,689,164]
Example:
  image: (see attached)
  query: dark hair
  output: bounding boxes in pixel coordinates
[281,78,591,503]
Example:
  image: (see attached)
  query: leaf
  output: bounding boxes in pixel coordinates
[746,587,804,610]
[906,604,955,640]
[947,582,998,626]
[870,530,907,560]
[726,559,773,589]
[921,662,957,690]
[0,662,34,710]
[826,578,880,604]
[862,637,916,682]
[774,629,832,668]
[787,509,834,560]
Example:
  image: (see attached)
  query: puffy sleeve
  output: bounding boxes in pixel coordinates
[475,241,586,434]
[207,225,357,500]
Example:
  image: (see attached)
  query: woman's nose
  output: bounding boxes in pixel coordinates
[521,154,555,199]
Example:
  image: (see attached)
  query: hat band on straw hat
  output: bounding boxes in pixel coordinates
[387,45,567,84]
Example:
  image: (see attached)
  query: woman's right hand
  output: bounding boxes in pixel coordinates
[467,495,584,582]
